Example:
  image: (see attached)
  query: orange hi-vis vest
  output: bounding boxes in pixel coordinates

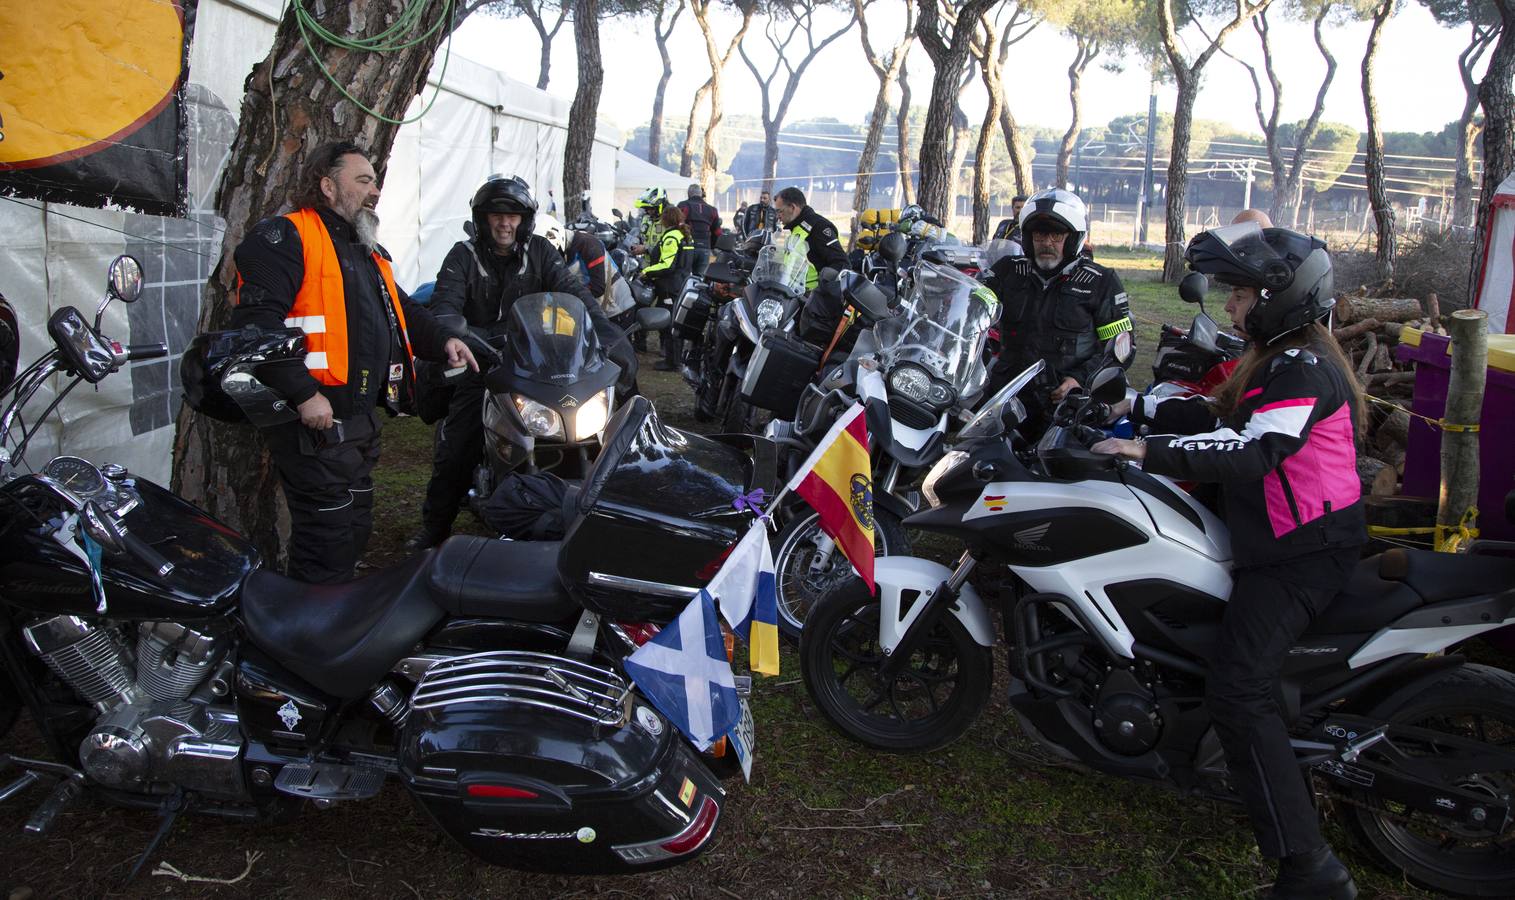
[280,207,414,386]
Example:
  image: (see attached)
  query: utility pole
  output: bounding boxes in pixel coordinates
[1138,79,1158,246]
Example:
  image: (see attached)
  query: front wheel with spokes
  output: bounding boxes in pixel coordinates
[800,577,991,754]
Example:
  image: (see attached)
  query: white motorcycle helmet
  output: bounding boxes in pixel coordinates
[1019,188,1088,273]
[537,213,567,256]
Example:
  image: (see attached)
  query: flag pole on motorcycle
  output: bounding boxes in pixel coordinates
[770,403,876,594]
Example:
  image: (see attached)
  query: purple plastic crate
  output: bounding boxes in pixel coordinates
[1395,333,1515,541]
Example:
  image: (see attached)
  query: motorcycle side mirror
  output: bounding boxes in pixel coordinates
[97,254,144,331]
[633,306,672,334]
[1089,367,1128,406]
[1179,271,1209,305]
[612,208,623,219]
[715,233,737,252]
[463,220,477,239]
[107,255,144,304]
[1000,396,1026,433]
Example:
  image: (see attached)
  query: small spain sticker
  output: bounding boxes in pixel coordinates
[983,494,1007,512]
[678,777,696,807]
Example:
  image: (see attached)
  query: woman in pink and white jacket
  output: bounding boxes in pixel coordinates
[1095,223,1366,900]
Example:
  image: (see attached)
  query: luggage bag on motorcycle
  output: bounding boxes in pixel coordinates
[398,651,725,873]
[670,278,714,341]
[557,397,779,622]
[740,329,821,415]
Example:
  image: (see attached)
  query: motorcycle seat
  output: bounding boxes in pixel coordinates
[241,552,445,699]
[1378,547,1515,603]
[428,536,577,623]
[1308,555,1427,634]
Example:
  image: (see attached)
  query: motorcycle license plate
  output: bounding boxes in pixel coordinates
[730,698,755,782]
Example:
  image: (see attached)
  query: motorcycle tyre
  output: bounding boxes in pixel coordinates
[720,380,760,435]
[800,578,991,754]
[1343,663,1515,897]
[774,508,909,645]
[0,667,18,740]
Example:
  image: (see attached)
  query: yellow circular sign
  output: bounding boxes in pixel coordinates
[0,0,186,168]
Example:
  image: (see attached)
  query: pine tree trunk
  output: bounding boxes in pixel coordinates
[1162,72,1198,281]
[1056,40,1091,189]
[913,0,995,222]
[1281,8,1336,229]
[694,1,754,198]
[853,80,893,230]
[680,81,712,177]
[947,100,973,229]
[563,0,601,221]
[170,0,453,565]
[1362,0,1396,283]
[999,102,1032,196]
[897,58,914,206]
[762,126,780,196]
[1475,4,1515,280]
[972,97,997,243]
[650,44,674,164]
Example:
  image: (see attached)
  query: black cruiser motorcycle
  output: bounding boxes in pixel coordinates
[0,257,774,879]
[801,362,1515,897]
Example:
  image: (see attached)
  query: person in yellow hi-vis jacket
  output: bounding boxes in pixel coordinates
[641,205,695,370]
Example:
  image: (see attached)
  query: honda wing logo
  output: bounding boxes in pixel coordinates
[1013,522,1051,552]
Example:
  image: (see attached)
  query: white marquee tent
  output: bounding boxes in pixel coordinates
[0,0,625,484]
[1474,173,1515,335]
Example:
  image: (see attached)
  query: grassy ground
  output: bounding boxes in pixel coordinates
[0,252,1445,898]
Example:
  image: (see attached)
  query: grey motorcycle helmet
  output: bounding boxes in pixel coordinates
[1185,223,1334,345]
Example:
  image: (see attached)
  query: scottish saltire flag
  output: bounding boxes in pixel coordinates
[704,520,781,676]
[622,590,741,750]
[786,402,875,593]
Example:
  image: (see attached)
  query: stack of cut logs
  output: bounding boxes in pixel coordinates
[1331,289,1442,500]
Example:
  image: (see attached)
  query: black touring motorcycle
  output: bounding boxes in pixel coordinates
[0,258,773,878]
[802,362,1515,897]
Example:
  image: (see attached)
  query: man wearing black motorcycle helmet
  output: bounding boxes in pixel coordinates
[414,175,635,550]
[1093,223,1367,900]
[984,188,1133,416]
[228,141,478,583]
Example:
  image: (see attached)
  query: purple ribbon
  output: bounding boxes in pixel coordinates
[732,488,767,518]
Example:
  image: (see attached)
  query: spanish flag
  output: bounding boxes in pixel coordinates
[788,403,875,593]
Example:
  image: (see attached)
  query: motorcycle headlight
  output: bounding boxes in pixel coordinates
[756,297,784,331]
[512,395,564,438]
[922,450,968,509]
[889,364,932,403]
[573,389,612,441]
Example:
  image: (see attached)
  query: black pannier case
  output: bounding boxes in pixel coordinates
[739,329,821,415]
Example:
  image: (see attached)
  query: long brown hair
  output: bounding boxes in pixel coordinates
[660,205,686,233]
[1210,322,1367,436]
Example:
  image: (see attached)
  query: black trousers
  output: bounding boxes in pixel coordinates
[419,371,486,540]
[264,411,382,584]
[691,244,711,278]
[652,271,685,366]
[1206,552,1356,858]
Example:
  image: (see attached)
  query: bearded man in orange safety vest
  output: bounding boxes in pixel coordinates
[228,140,478,584]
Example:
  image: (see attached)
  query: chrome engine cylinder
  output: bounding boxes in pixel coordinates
[135,622,224,701]
[22,615,138,709]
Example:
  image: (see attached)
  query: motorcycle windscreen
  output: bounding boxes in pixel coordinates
[504,293,607,382]
[874,261,997,395]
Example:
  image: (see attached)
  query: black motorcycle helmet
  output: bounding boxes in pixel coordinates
[1185,223,1334,345]
[181,326,306,425]
[470,175,538,251]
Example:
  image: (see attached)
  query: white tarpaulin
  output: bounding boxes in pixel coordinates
[1474,173,1515,335]
[0,0,624,484]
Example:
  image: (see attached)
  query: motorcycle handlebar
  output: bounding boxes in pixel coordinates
[117,523,175,578]
[125,343,169,362]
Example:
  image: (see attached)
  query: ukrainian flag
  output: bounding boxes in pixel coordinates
[705,521,781,675]
[786,403,875,593]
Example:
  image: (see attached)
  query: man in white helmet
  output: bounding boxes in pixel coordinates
[985,188,1133,410]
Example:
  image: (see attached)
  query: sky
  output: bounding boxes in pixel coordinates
[450,2,1483,147]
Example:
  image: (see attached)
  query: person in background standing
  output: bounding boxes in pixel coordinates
[678,183,721,278]
[743,189,778,236]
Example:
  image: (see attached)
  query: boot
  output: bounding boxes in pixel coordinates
[404,524,450,553]
[1267,846,1357,900]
